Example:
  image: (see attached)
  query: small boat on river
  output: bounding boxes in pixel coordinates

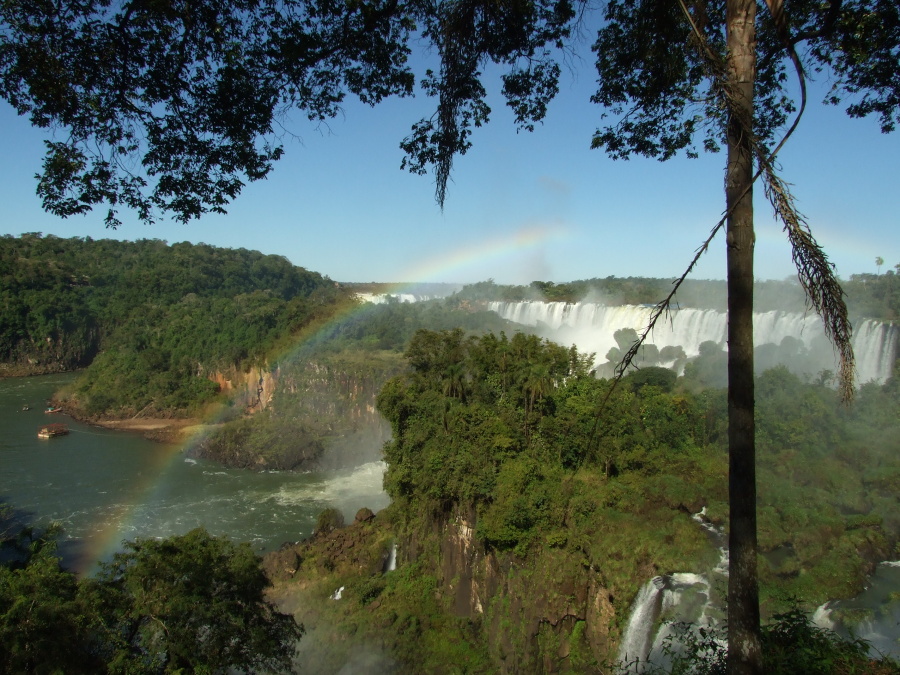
[44,406,62,413]
[38,423,69,439]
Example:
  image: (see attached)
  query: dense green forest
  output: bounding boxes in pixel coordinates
[0,523,301,674]
[0,235,521,423]
[256,329,899,672]
[378,330,899,607]
[0,234,343,413]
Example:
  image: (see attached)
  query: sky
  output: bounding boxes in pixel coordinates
[1,38,898,287]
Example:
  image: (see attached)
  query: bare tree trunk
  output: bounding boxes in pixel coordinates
[725,0,762,674]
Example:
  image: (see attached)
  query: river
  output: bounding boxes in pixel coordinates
[0,374,390,574]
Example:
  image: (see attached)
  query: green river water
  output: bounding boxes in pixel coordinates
[0,374,389,573]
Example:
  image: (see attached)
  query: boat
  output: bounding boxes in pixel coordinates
[44,406,62,413]
[38,423,69,439]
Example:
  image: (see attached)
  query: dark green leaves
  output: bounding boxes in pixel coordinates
[1,0,415,225]
[401,0,577,206]
[90,528,303,674]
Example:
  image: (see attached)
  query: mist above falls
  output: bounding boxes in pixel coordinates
[488,301,898,386]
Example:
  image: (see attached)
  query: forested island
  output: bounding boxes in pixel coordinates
[2,234,899,673]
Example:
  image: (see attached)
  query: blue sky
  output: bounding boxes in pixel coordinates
[1,46,897,286]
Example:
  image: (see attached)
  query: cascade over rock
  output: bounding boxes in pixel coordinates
[488,301,899,384]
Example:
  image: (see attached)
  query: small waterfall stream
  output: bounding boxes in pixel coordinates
[384,543,397,572]
[618,510,727,673]
[618,511,900,671]
[813,561,900,657]
[618,576,667,668]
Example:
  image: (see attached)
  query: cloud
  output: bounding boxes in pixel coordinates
[538,175,571,196]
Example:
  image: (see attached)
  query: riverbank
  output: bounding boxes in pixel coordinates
[89,416,210,444]
[48,395,212,444]
[2,369,206,444]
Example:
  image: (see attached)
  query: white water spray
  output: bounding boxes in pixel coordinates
[617,510,729,672]
[489,301,898,384]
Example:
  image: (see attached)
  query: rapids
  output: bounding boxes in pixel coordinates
[0,374,389,574]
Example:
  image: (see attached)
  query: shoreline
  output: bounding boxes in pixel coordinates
[1,370,212,444]
[89,416,211,444]
[48,400,212,445]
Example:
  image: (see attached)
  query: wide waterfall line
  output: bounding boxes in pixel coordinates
[357,293,435,304]
[488,301,898,385]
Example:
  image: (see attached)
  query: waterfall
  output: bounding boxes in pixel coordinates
[854,320,900,385]
[384,543,397,572]
[617,576,667,671]
[357,293,435,304]
[692,508,729,577]
[488,301,898,384]
[812,562,900,659]
[617,574,716,674]
[618,510,728,673]
[620,513,900,668]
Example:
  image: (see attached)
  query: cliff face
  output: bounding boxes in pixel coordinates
[208,358,396,426]
[265,503,623,674]
[198,354,403,471]
[208,365,278,412]
[0,332,100,376]
[275,360,392,429]
[405,505,619,673]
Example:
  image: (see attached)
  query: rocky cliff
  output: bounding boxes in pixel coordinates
[208,364,279,412]
[196,352,404,471]
[404,505,621,673]
[265,503,626,674]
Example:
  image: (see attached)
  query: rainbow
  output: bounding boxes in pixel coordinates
[75,224,567,571]
[398,224,568,284]
[73,439,186,574]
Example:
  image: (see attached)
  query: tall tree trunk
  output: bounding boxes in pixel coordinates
[725,0,762,674]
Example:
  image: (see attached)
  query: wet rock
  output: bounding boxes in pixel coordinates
[355,507,375,523]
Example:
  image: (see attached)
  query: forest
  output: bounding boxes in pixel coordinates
[1,233,335,376]
[258,328,899,673]
[376,329,899,608]
[2,234,899,672]
[0,523,302,674]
